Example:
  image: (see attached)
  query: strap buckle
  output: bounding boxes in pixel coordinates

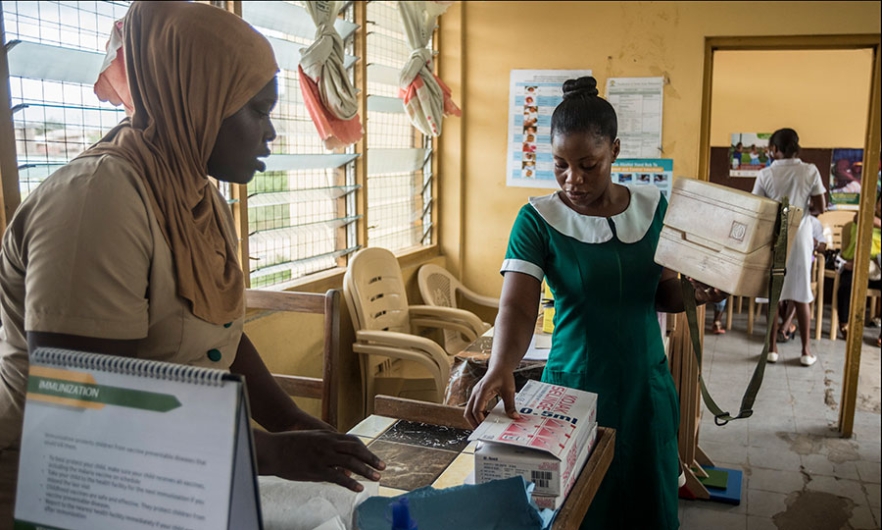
[771,267,787,277]
[714,413,732,426]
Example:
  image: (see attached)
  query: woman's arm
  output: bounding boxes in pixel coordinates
[465,271,541,427]
[229,332,330,432]
[655,267,727,313]
[810,193,826,217]
[233,333,385,491]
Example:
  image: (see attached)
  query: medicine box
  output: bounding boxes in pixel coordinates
[529,423,598,510]
[654,177,803,297]
[470,381,598,498]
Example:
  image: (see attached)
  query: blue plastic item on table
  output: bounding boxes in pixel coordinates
[355,477,554,530]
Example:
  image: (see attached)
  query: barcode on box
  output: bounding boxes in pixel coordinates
[531,470,552,489]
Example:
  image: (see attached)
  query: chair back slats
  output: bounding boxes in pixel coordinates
[818,210,856,250]
[245,289,340,429]
[345,248,411,333]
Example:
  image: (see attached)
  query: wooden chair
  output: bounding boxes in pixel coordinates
[245,288,341,429]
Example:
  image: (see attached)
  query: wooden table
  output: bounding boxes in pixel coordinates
[353,395,616,529]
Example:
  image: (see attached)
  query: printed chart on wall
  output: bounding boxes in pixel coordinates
[612,159,673,199]
[507,69,592,189]
[729,133,772,177]
[604,77,664,159]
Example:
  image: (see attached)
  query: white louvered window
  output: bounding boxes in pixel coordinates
[240,1,361,288]
[365,0,433,251]
[2,0,130,200]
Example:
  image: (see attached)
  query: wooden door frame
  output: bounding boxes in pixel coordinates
[697,34,881,437]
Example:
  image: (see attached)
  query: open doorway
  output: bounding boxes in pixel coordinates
[708,49,873,197]
[697,35,881,437]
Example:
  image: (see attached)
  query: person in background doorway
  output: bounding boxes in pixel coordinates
[465,75,725,530]
[778,206,827,342]
[0,3,384,526]
[836,192,882,347]
[752,128,826,366]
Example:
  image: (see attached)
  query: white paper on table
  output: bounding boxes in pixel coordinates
[523,334,551,361]
[259,477,379,530]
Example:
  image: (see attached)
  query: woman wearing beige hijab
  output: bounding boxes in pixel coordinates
[0,2,383,524]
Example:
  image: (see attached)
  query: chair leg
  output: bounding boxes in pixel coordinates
[726,295,734,330]
[747,299,755,335]
[830,304,839,341]
[815,279,824,341]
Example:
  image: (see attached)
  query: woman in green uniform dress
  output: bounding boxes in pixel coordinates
[465,76,724,529]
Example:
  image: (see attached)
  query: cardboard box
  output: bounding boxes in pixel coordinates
[655,177,803,297]
[530,424,598,510]
[470,381,598,497]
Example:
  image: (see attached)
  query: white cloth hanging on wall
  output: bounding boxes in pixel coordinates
[397,1,461,137]
[299,0,363,149]
[94,19,133,114]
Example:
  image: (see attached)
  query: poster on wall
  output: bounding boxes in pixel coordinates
[604,77,664,159]
[729,133,772,177]
[612,158,673,199]
[829,148,863,208]
[507,69,592,189]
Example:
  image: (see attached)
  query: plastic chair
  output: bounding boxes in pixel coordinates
[343,248,489,415]
[818,210,858,300]
[245,288,341,429]
[818,210,857,251]
[829,221,882,339]
[417,263,498,355]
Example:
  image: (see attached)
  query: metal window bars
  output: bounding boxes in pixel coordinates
[3,1,131,198]
[365,0,433,252]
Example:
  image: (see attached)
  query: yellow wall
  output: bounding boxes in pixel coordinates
[711,49,874,148]
[439,1,881,297]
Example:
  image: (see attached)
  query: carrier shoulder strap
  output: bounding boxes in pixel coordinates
[680,198,791,426]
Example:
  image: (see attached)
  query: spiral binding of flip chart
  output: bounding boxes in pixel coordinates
[31,347,228,386]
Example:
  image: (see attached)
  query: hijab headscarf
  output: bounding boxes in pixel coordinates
[83,1,278,325]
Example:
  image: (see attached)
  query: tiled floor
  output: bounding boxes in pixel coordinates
[678,305,881,530]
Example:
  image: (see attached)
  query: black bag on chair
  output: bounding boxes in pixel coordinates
[824,249,840,271]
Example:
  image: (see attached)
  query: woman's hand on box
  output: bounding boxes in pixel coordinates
[465,368,519,429]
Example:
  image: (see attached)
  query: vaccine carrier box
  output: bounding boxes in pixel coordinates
[654,177,803,298]
[470,381,598,498]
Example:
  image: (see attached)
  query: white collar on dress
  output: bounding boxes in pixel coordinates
[771,158,801,166]
[528,184,661,244]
